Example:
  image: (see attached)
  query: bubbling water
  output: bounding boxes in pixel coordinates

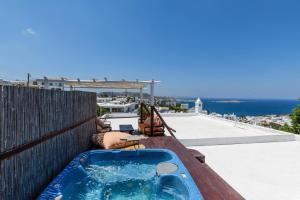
[61,160,186,200]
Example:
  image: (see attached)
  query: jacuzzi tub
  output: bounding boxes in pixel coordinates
[38,149,203,200]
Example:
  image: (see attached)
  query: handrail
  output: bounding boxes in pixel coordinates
[139,103,176,138]
[140,102,150,113]
[151,106,176,138]
[140,102,150,123]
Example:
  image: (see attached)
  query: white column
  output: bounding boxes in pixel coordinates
[150,79,154,106]
[139,88,143,102]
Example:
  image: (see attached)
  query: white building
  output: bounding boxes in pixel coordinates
[0,79,25,86]
[157,98,177,106]
[97,102,137,113]
[97,97,113,103]
[97,96,138,113]
[0,79,12,86]
[195,98,203,113]
[32,77,65,90]
[181,103,189,109]
[223,113,237,120]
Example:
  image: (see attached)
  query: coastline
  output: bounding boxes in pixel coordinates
[176,98,298,117]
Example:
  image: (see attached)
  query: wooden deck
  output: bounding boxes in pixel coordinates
[140,136,244,200]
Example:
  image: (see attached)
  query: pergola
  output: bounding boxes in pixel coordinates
[64,79,146,89]
[50,78,160,105]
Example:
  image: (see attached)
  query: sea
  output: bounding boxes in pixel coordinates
[176,98,299,117]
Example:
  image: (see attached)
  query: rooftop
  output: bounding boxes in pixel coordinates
[192,141,300,200]
[97,102,137,108]
[109,113,295,146]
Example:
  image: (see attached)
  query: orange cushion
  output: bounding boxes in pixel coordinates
[92,132,138,149]
[154,115,162,126]
[144,117,151,126]
[92,133,105,148]
[144,115,162,127]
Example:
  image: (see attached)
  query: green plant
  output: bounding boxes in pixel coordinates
[169,105,187,113]
[96,105,109,117]
[279,123,294,133]
[290,99,300,134]
[261,122,281,130]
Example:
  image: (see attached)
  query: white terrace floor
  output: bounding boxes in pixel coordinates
[109,113,300,200]
[109,113,295,146]
[192,141,300,200]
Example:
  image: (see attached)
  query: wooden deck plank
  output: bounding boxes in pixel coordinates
[140,136,244,200]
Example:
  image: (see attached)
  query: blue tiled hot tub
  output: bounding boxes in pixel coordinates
[38,149,203,200]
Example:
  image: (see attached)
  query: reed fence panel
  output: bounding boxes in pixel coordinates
[0,86,96,200]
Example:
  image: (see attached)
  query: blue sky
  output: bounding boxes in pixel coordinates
[0,0,299,98]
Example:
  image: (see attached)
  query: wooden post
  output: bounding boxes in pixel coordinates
[27,73,30,87]
[140,103,143,123]
[150,106,154,136]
